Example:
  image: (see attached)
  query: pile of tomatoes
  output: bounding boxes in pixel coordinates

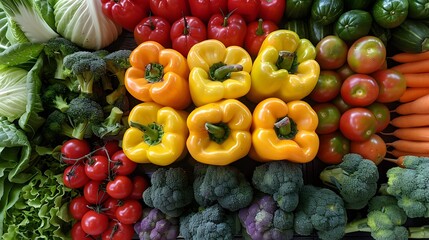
[60,139,149,239]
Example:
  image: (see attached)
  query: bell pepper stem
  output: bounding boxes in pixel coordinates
[129,121,163,145]
[277,51,295,71]
[256,18,264,36]
[145,63,164,83]
[274,116,297,140]
[205,122,230,144]
[210,62,243,81]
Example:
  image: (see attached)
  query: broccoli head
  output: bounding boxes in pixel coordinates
[43,37,80,79]
[293,185,347,240]
[386,155,429,218]
[91,106,124,138]
[143,167,193,218]
[103,50,131,105]
[319,153,379,209]
[238,194,294,240]
[252,161,304,212]
[65,96,104,139]
[193,163,253,212]
[41,110,74,143]
[41,82,72,112]
[134,208,179,240]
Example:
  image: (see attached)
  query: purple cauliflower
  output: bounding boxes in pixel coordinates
[134,208,179,240]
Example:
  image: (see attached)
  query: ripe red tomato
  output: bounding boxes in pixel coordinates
[170,16,207,57]
[84,180,109,204]
[317,131,350,165]
[128,175,150,200]
[313,103,341,134]
[103,197,121,219]
[149,0,190,24]
[69,196,90,220]
[81,210,110,236]
[93,140,121,159]
[309,70,343,102]
[367,102,391,133]
[134,16,172,47]
[227,0,260,23]
[110,150,137,176]
[339,108,377,142]
[336,63,355,81]
[347,36,386,74]
[101,221,135,240]
[315,35,348,70]
[63,164,90,189]
[106,176,133,199]
[115,199,143,224]
[85,155,109,181]
[350,134,387,165]
[71,221,94,239]
[371,69,407,103]
[61,139,91,165]
[341,74,379,107]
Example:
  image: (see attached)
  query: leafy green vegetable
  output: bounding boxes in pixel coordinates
[0,42,44,70]
[0,7,11,52]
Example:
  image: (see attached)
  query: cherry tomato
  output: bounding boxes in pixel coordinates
[101,221,135,240]
[134,16,172,47]
[341,74,379,107]
[339,108,377,142]
[110,150,137,176]
[61,139,91,165]
[81,210,110,236]
[103,198,121,219]
[347,36,386,74]
[128,175,150,200]
[84,180,109,204]
[115,199,143,224]
[69,196,90,220]
[71,221,93,239]
[371,69,407,103]
[315,35,348,70]
[367,102,390,133]
[85,155,109,181]
[63,164,90,189]
[93,140,121,159]
[317,131,350,165]
[350,134,387,165]
[309,70,342,102]
[313,103,341,134]
[106,176,133,200]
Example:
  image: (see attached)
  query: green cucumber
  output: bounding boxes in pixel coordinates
[334,10,372,42]
[308,17,333,45]
[408,0,429,19]
[311,0,344,26]
[284,0,314,19]
[391,19,429,53]
[284,20,309,39]
[372,0,409,29]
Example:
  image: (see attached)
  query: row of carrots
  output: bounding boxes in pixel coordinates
[384,51,429,158]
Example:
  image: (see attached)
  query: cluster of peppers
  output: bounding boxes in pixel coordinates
[122,30,321,166]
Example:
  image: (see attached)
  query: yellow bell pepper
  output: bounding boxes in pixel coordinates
[250,97,319,163]
[246,30,320,103]
[187,39,252,107]
[122,102,188,166]
[187,99,252,165]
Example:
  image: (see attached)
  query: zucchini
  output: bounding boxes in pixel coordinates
[334,10,372,42]
[391,19,429,53]
[284,20,309,39]
[372,0,409,29]
[370,22,391,47]
[408,0,429,19]
[285,0,313,19]
[308,17,333,46]
[311,0,344,26]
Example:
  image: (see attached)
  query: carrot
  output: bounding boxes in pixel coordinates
[388,149,429,158]
[390,114,429,128]
[394,94,429,115]
[386,140,429,154]
[382,127,429,141]
[399,88,429,102]
[403,73,429,87]
[390,59,429,74]
[391,51,429,63]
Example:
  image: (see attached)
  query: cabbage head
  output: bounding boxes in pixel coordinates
[0,67,29,121]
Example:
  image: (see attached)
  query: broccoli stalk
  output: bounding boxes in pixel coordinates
[103,50,131,105]
[91,106,124,138]
[134,208,180,240]
[43,37,80,79]
[408,225,429,239]
[41,110,74,142]
[41,82,72,112]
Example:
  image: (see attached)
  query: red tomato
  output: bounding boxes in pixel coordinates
[71,221,93,239]
[341,74,379,107]
[371,69,407,103]
[106,176,133,199]
[347,36,386,74]
[316,35,348,70]
[259,0,286,25]
[128,175,150,200]
[101,0,150,32]
[103,198,121,219]
[336,63,355,80]
[313,103,341,134]
[84,180,109,204]
[110,150,137,176]
[101,221,135,240]
[170,16,207,57]
[339,108,377,142]
[317,131,350,165]
[63,164,90,189]
[69,196,90,220]
[134,16,172,47]
[61,139,91,165]
[350,134,387,165]
[309,70,343,102]
[149,0,190,24]
[115,199,143,224]
[332,95,352,114]
[81,210,110,236]
[367,102,391,133]
[93,140,121,159]
[244,19,278,59]
[227,0,260,23]
[188,0,228,23]
[207,13,247,47]
[85,155,109,181]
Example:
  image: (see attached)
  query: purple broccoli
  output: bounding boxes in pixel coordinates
[134,208,179,240]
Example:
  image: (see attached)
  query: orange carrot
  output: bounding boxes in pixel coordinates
[403,73,429,87]
[399,88,429,102]
[388,149,429,158]
[383,127,429,141]
[395,94,429,115]
[391,51,429,63]
[390,114,429,128]
[386,140,429,154]
[390,59,429,74]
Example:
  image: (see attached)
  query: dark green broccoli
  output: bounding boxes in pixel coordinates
[43,37,80,80]
[41,82,72,112]
[252,161,304,212]
[345,195,409,240]
[65,96,104,140]
[91,106,124,138]
[193,163,253,212]
[179,204,241,240]
[319,153,379,209]
[41,110,74,142]
[293,185,347,240]
[63,51,107,95]
[386,155,429,218]
[104,50,131,105]
[143,167,193,218]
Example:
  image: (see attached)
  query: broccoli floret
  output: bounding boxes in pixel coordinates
[143,167,193,218]
[386,155,429,218]
[193,163,253,212]
[293,185,347,240]
[65,96,104,140]
[179,204,240,240]
[41,110,74,142]
[252,161,304,212]
[104,50,131,105]
[43,37,80,79]
[63,51,107,95]
[91,106,124,138]
[319,153,379,209]
[41,82,71,112]
[134,208,180,240]
[238,194,294,240]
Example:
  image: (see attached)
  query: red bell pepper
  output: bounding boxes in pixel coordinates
[150,0,190,24]
[101,0,150,32]
[244,18,278,59]
[170,16,207,57]
[227,0,260,23]
[207,12,247,47]
[134,15,172,47]
[259,0,286,25]
[188,0,228,23]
